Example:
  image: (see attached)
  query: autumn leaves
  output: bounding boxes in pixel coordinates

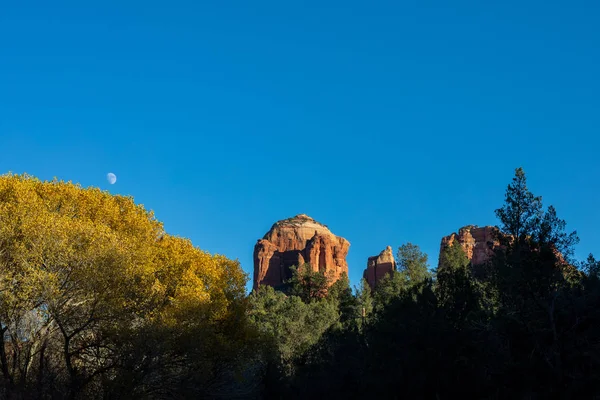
[0,174,248,397]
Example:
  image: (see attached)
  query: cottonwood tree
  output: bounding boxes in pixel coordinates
[0,174,251,399]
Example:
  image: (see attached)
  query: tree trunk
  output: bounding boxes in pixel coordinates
[36,341,46,400]
[0,326,14,399]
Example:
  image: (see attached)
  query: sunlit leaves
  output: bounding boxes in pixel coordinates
[0,173,248,397]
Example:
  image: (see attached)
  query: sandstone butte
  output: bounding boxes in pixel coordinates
[363,246,396,289]
[253,214,350,290]
[439,225,503,268]
[364,227,504,290]
[440,225,578,281]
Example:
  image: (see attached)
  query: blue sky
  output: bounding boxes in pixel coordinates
[1,0,599,292]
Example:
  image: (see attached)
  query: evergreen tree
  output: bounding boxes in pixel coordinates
[372,271,408,312]
[287,263,328,302]
[326,273,358,328]
[492,167,583,395]
[355,278,374,328]
[397,242,432,284]
[582,253,600,279]
[438,240,470,272]
[495,167,543,244]
[247,285,339,380]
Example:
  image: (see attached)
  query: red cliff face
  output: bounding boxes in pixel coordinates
[363,246,396,289]
[439,225,579,282]
[253,214,350,290]
[439,225,502,267]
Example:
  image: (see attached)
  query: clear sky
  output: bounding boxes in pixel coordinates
[1,0,599,292]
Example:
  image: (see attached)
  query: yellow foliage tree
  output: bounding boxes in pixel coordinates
[0,174,250,398]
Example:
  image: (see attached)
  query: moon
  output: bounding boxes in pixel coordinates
[106,173,117,185]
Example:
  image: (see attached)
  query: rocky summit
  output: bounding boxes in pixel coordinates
[363,246,396,289]
[253,214,350,290]
[439,225,502,267]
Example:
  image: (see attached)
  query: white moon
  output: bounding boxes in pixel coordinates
[106,173,117,185]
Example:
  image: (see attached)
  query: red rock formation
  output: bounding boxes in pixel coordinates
[253,214,350,290]
[439,225,579,282]
[439,225,503,268]
[363,246,396,289]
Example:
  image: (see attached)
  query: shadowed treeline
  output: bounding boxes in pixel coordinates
[248,168,600,399]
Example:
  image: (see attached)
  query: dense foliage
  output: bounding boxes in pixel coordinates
[0,174,253,399]
[1,169,598,399]
[248,168,600,399]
